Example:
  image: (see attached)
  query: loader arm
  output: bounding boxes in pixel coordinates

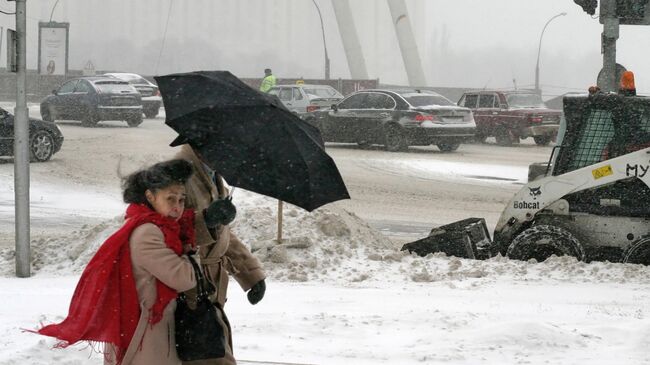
[493,147,650,247]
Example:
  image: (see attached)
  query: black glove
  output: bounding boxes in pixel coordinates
[247,279,266,305]
[204,196,236,228]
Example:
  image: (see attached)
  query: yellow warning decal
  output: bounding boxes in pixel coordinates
[592,165,613,179]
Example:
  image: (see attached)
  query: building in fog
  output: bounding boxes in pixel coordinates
[0,1,611,94]
[0,0,425,84]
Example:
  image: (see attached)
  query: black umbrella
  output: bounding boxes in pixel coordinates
[155,70,350,212]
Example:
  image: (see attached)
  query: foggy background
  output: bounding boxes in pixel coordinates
[2,0,650,97]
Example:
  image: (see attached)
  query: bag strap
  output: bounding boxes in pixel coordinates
[187,254,209,298]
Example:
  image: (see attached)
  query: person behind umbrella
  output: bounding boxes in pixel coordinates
[259,68,276,93]
[174,143,266,365]
[35,159,198,365]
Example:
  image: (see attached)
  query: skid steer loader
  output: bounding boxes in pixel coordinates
[402,88,650,265]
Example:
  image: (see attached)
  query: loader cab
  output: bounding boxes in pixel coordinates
[550,92,650,219]
[553,93,650,175]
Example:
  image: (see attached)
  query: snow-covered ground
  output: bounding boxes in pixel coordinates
[2,170,650,364]
[1,112,649,364]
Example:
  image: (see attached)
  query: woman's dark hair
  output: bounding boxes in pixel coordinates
[122,159,193,204]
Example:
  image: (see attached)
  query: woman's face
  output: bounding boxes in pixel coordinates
[145,184,186,220]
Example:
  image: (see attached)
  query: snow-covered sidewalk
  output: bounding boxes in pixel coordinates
[5,273,650,365]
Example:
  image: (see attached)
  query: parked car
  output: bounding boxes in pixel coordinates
[457,90,561,146]
[0,107,63,162]
[40,77,143,127]
[305,89,476,152]
[103,72,162,118]
[267,84,343,115]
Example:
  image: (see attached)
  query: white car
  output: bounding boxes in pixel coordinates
[103,73,162,118]
[268,84,344,115]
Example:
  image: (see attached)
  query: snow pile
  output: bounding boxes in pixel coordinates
[0,217,122,277]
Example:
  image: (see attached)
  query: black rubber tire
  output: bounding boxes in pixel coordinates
[384,126,408,152]
[144,108,159,119]
[507,225,585,262]
[495,127,518,146]
[126,115,143,127]
[534,135,552,146]
[29,130,55,162]
[622,236,650,265]
[437,143,460,152]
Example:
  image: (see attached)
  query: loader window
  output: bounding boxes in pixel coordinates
[603,104,650,159]
[567,109,615,171]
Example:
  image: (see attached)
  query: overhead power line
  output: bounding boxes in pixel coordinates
[155,0,173,75]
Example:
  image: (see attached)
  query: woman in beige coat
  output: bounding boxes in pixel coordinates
[176,144,267,365]
[37,159,198,365]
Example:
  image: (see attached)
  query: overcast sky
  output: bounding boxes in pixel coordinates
[3,0,650,96]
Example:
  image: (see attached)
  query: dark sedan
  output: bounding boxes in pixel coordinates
[305,89,476,152]
[40,77,143,127]
[0,107,64,162]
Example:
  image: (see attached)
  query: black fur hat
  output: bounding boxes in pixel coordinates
[122,159,193,204]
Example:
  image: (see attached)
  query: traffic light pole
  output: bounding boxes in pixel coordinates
[14,0,30,278]
[600,0,620,92]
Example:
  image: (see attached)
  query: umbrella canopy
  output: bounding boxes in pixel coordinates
[155,71,350,212]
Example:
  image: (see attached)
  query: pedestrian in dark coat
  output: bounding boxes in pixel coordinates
[176,144,266,365]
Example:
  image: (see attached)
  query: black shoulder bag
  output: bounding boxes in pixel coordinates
[175,255,226,361]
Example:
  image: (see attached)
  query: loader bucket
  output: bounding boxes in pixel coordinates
[401,218,493,259]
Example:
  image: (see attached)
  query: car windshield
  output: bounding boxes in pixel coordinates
[402,94,454,107]
[303,87,340,98]
[506,93,546,108]
[94,81,134,93]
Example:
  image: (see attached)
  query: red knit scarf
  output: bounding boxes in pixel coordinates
[36,203,195,364]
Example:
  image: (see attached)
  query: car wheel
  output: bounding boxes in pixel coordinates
[144,108,159,119]
[29,130,54,162]
[81,111,99,127]
[437,143,460,152]
[495,127,518,146]
[533,135,552,146]
[507,225,585,262]
[127,114,143,127]
[622,236,650,265]
[384,125,407,152]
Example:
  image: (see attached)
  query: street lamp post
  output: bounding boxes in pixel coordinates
[311,0,330,80]
[535,12,566,94]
